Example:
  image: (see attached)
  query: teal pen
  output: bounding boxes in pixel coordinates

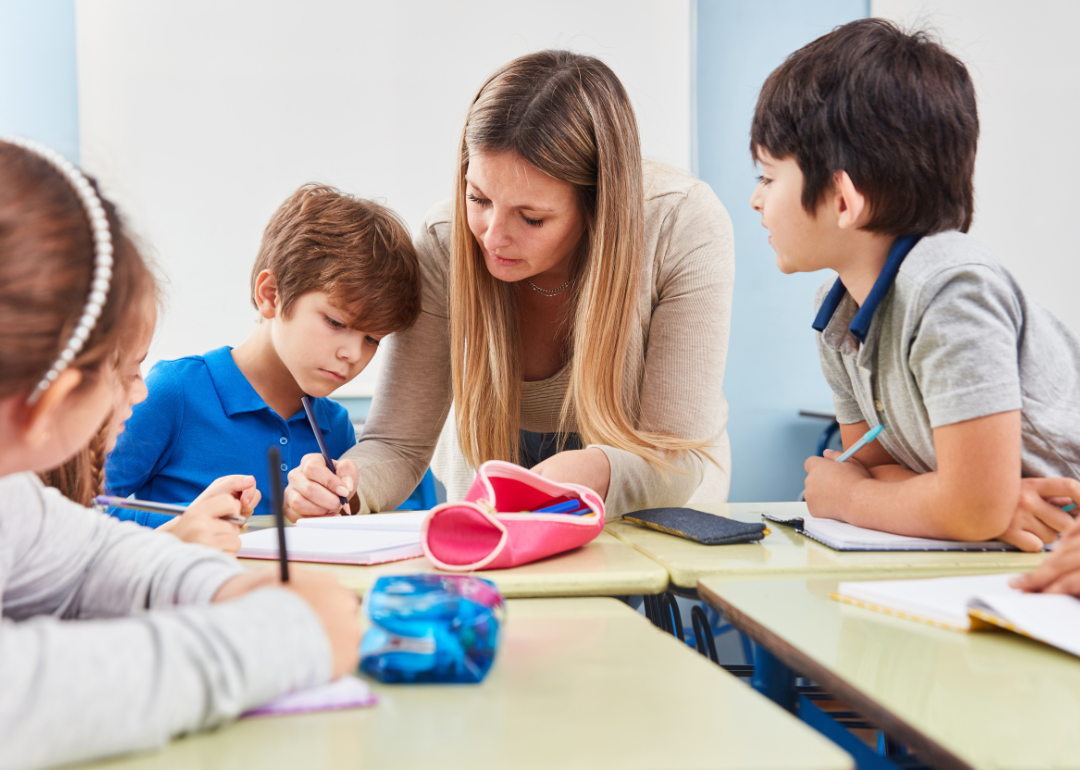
[1063,503,1076,513]
[836,424,884,463]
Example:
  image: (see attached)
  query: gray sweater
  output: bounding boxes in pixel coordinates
[0,473,332,770]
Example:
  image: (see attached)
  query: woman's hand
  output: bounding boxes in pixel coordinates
[531,447,611,500]
[158,489,244,555]
[284,453,359,520]
[213,567,361,678]
[998,477,1080,553]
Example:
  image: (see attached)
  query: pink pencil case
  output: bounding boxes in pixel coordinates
[421,460,605,571]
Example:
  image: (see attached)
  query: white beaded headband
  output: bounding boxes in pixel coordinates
[0,136,115,405]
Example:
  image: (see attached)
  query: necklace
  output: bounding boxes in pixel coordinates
[525,277,572,296]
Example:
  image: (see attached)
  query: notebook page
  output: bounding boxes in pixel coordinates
[837,574,1019,630]
[970,592,1080,658]
[242,675,376,718]
[295,510,429,532]
[238,527,421,560]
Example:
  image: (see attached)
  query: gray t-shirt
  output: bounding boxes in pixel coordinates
[815,230,1080,478]
[0,473,332,770]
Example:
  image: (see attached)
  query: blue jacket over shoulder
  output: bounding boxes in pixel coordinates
[105,346,357,523]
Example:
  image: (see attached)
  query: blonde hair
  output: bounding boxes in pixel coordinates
[451,50,710,471]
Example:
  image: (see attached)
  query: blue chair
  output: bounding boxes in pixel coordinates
[395,468,439,510]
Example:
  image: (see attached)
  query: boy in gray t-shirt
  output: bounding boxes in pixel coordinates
[747,19,1080,551]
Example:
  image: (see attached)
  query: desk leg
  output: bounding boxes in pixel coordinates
[752,645,796,713]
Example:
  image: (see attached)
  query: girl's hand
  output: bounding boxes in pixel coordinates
[214,567,361,678]
[530,447,611,500]
[284,454,359,520]
[802,450,872,520]
[999,476,1080,552]
[1011,515,1080,595]
[192,474,260,520]
[159,491,244,555]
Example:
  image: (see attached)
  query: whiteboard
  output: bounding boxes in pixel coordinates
[76,0,693,396]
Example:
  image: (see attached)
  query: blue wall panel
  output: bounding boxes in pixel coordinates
[0,0,79,161]
[697,0,867,502]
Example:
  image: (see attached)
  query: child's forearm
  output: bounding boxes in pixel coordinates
[867,463,918,483]
[837,469,1014,541]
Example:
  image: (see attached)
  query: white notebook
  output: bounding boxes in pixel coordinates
[834,574,1080,658]
[295,510,429,532]
[763,509,1014,552]
[238,527,423,565]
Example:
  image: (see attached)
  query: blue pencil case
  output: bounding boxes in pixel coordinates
[359,574,505,684]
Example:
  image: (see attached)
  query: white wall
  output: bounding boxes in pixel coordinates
[872,0,1080,335]
[76,0,693,396]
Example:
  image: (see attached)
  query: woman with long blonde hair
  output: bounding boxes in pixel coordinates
[286,50,734,518]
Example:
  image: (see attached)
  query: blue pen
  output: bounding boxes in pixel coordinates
[533,500,592,515]
[300,395,349,513]
[534,500,581,514]
[836,424,884,463]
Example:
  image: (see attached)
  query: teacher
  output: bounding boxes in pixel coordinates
[284,50,734,519]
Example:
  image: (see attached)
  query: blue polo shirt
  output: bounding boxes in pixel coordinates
[104,346,356,525]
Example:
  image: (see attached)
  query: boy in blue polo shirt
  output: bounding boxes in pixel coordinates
[105,184,421,520]
[750,20,1080,551]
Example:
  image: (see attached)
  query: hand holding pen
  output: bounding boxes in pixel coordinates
[282,395,356,518]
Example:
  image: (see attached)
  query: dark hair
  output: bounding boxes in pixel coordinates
[250,184,421,336]
[0,142,154,400]
[751,18,979,235]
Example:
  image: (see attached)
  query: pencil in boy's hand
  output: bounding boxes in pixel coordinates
[93,495,246,525]
[300,394,350,513]
[836,424,884,463]
[267,446,289,583]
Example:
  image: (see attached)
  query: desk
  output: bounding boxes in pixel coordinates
[607,503,1043,589]
[699,577,1080,770]
[81,598,852,770]
[240,531,669,598]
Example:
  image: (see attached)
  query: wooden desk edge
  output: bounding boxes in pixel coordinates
[696,579,976,770]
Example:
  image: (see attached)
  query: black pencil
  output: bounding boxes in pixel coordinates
[300,394,349,513]
[267,446,289,582]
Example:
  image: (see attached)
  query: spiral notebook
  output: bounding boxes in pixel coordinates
[763,509,1014,552]
[833,573,1080,658]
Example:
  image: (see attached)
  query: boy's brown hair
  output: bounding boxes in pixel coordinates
[251,184,421,334]
[751,18,979,236]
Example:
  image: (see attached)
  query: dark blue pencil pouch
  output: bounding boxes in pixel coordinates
[359,574,505,684]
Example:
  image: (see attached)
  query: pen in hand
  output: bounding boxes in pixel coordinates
[836,424,884,463]
[94,495,246,525]
[300,395,350,514]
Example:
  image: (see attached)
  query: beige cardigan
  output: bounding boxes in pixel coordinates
[343,162,734,517]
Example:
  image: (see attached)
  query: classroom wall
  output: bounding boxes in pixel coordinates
[872,0,1080,337]
[0,0,79,160]
[75,0,695,397]
[696,0,867,503]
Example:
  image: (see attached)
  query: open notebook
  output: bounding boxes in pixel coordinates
[763,509,1015,552]
[238,511,427,565]
[834,574,1080,658]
